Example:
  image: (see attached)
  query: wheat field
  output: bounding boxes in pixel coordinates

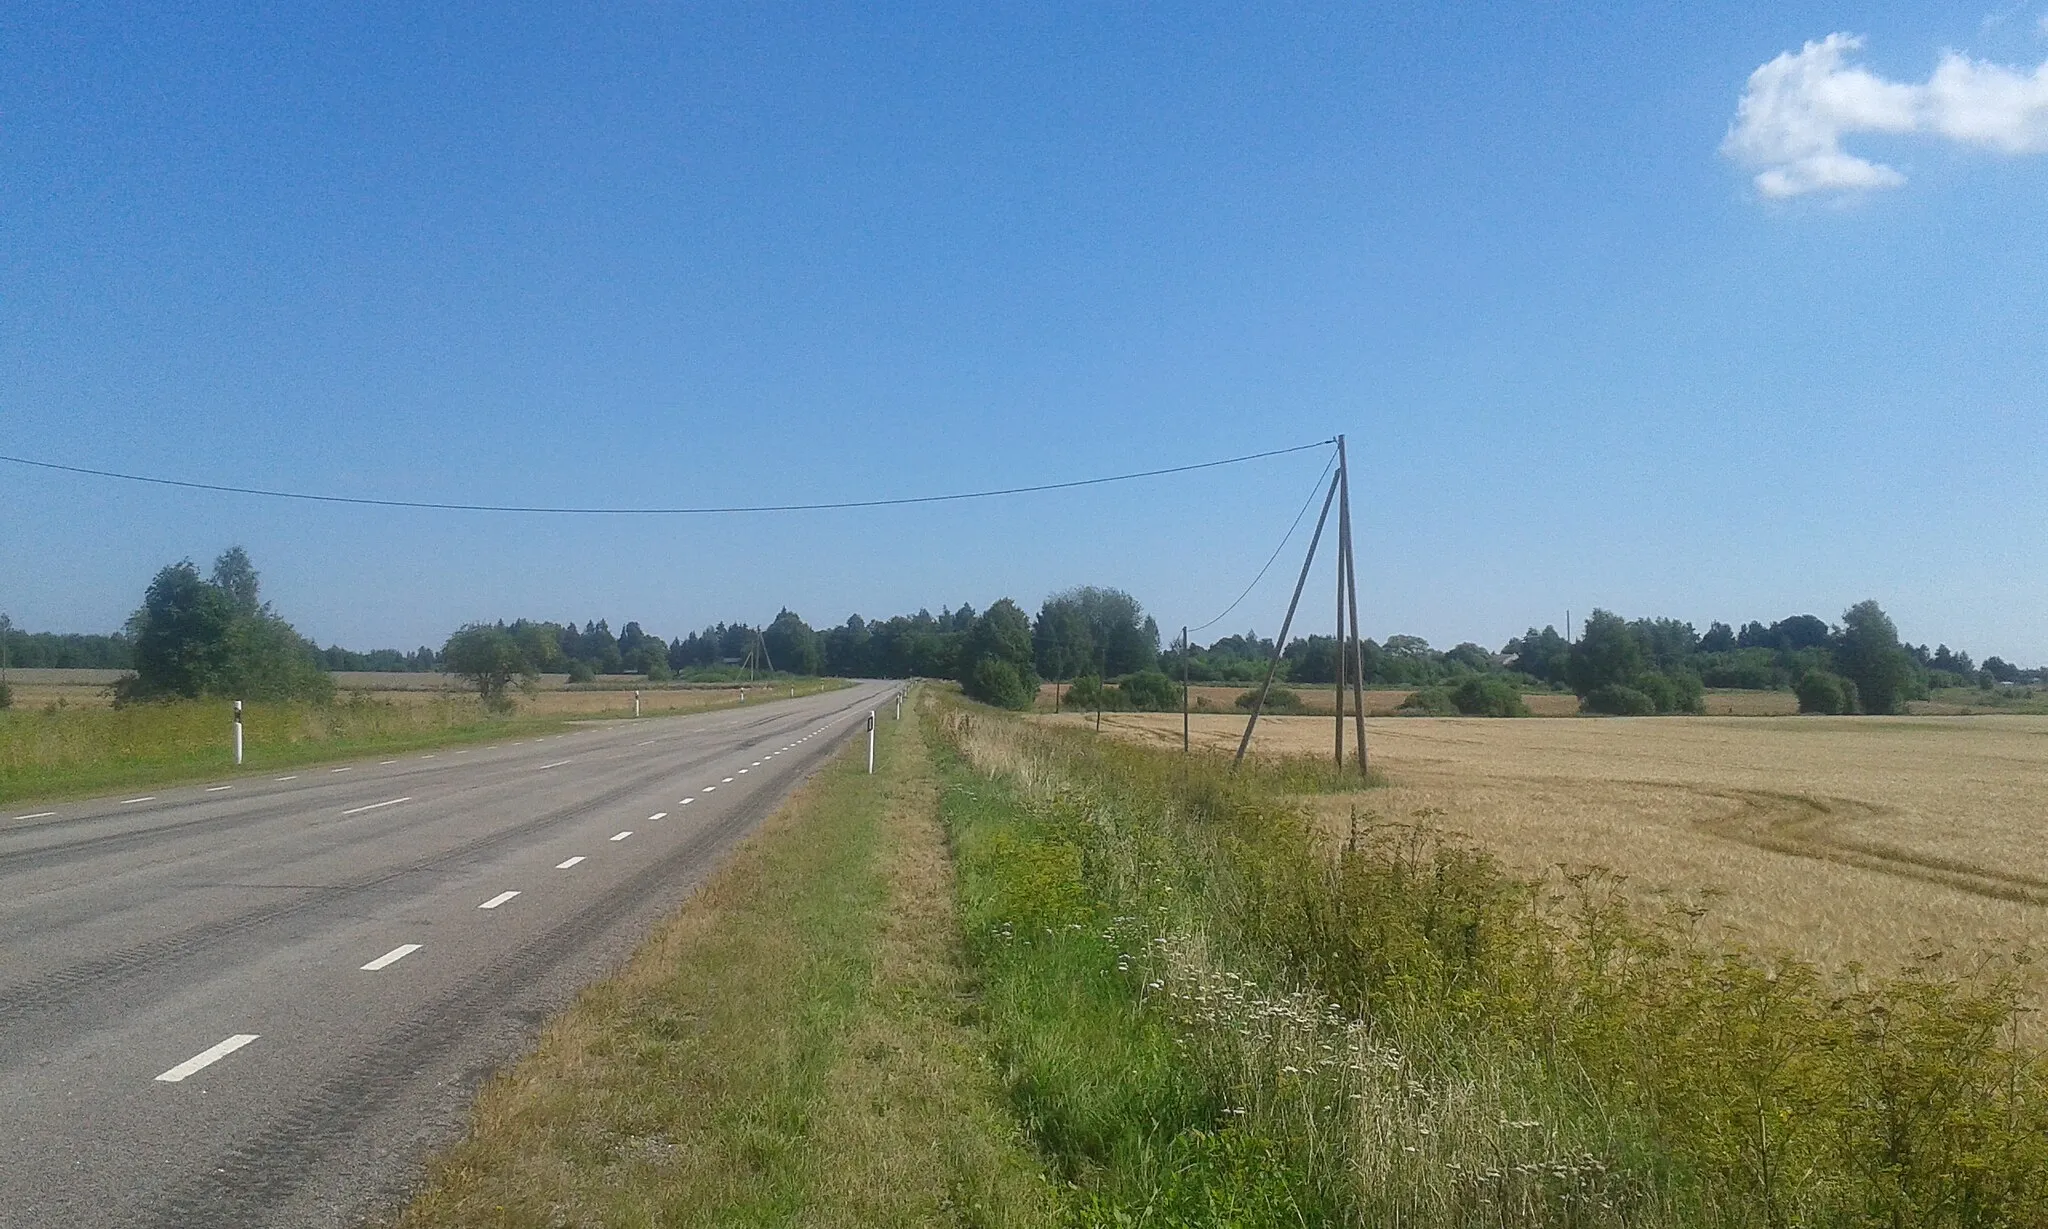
[1047,709,2048,990]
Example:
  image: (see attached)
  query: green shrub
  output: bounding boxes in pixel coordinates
[1120,670,1179,712]
[564,659,597,684]
[0,681,11,711]
[1065,675,1125,712]
[1632,669,1704,715]
[644,658,673,683]
[1585,683,1656,715]
[1235,686,1305,714]
[1395,687,1457,715]
[1796,670,1858,714]
[1447,675,1530,717]
[965,657,1036,710]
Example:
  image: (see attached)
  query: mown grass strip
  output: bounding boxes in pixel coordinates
[389,689,1052,1228]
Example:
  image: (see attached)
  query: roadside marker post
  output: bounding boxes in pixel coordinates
[634,689,641,718]
[233,699,244,766]
[895,692,903,721]
[866,710,876,775]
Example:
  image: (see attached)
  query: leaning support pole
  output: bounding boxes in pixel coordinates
[1235,469,1342,767]
[1339,436,1369,778]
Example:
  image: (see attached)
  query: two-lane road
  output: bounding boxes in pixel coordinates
[0,681,900,1228]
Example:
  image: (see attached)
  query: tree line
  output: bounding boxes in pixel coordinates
[8,545,2040,718]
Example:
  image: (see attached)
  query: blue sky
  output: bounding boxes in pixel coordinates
[4,2,2045,662]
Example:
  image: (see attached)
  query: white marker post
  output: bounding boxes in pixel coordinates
[896,692,903,721]
[233,699,244,766]
[634,689,641,718]
[866,710,876,775]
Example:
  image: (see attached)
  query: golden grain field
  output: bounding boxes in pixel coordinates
[1047,709,2048,992]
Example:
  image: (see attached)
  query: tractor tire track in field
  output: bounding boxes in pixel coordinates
[1695,786,2048,906]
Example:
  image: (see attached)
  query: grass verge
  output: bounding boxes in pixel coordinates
[934,697,2048,1226]
[0,681,844,807]
[388,687,1053,1228]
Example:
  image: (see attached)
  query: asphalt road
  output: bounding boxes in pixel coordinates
[0,681,901,1228]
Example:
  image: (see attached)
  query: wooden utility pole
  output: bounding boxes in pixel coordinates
[1181,625,1191,754]
[1235,469,1341,767]
[1339,435,1368,778]
[1335,492,1347,772]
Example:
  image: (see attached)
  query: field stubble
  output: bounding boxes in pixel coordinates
[1050,710,2048,995]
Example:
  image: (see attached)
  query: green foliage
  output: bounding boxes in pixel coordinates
[1444,674,1528,716]
[1119,669,1178,712]
[116,549,331,703]
[1796,670,1858,714]
[0,681,11,710]
[963,656,1035,710]
[442,624,535,706]
[1634,668,1705,715]
[1395,687,1458,715]
[1835,599,1917,715]
[1584,682,1656,715]
[564,658,596,684]
[1063,674,1112,712]
[1568,610,1647,696]
[1235,685,1305,714]
[959,598,1039,705]
[761,609,822,676]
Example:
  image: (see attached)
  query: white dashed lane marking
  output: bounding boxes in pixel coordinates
[703,786,716,792]
[538,760,570,770]
[205,785,232,792]
[647,812,667,821]
[329,767,352,774]
[679,797,694,805]
[610,831,633,842]
[721,777,734,783]
[556,856,585,869]
[155,1034,259,1083]
[361,944,421,971]
[478,891,520,910]
[14,812,56,821]
[275,776,297,782]
[340,797,412,817]
[121,797,155,805]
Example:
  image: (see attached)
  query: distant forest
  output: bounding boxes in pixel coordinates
[6,547,2041,718]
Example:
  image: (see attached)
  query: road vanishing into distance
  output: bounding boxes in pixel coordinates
[0,681,900,1228]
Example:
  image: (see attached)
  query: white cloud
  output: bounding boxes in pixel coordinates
[1723,33,2048,197]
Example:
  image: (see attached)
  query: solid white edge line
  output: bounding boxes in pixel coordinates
[478,890,520,909]
[556,856,585,869]
[155,1034,260,1082]
[610,831,632,841]
[340,796,412,817]
[361,943,422,971]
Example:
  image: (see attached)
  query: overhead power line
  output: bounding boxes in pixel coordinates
[0,441,1334,515]
[1188,450,1339,635]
